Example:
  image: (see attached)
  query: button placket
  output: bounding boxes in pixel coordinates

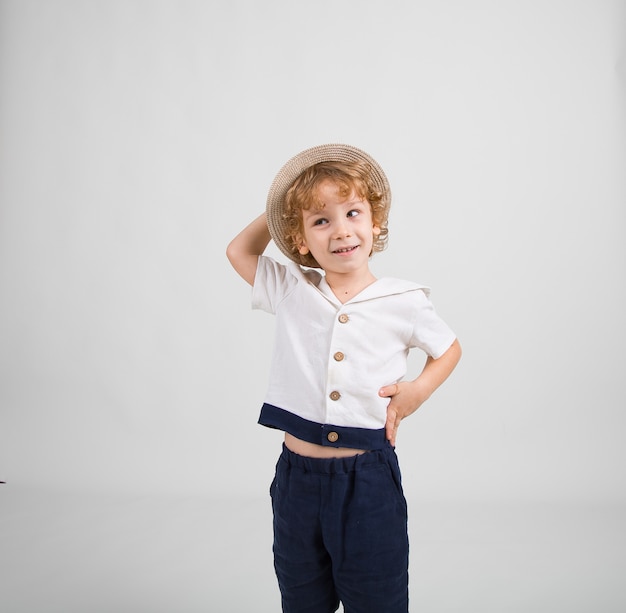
[326,310,349,423]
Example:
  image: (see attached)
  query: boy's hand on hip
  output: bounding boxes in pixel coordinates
[379,380,430,446]
[379,341,462,446]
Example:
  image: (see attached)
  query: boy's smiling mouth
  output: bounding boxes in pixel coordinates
[332,245,359,254]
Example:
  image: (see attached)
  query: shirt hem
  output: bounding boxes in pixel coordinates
[258,403,387,451]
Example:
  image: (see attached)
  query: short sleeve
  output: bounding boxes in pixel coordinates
[409,289,457,359]
[251,255,297,314]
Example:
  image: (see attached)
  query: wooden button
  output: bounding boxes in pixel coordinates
[329,391,341,401]
[338,314,349,324]
[327,431,339,443]
[333,351,345,361]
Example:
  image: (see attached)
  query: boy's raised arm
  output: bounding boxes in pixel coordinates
[226,213,272,286]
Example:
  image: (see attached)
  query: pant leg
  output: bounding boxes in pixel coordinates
[270,453,340,613]
[324,446,409,613]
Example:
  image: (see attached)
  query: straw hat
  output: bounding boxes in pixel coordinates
[266,143,391,266]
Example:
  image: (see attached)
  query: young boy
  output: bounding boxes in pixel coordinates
[227,144,461,613]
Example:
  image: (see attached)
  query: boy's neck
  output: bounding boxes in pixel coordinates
[325,269,377,303]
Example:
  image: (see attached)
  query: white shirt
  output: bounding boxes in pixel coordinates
[252,256,456,440]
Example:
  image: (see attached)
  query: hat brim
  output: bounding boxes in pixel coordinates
[266,143,390,266]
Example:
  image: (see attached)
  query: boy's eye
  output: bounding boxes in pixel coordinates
[347,210,360,218]
[313,218,328,226]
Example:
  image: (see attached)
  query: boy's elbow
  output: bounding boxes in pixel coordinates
[226,239,240,266]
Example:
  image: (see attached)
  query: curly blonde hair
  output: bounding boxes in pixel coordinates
[282,160,390,268]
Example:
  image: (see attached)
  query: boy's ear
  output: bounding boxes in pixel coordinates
[296,233,309,255]
[373,225,381,236]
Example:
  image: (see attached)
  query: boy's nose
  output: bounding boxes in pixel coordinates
[333,222,350,239]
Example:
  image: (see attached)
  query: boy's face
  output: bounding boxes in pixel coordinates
[297,180,380,276]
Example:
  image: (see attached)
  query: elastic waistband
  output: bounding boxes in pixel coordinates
[259,403,387,451]
[279,442,395,475]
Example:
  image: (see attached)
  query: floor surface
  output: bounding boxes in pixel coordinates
[1,486,625,612]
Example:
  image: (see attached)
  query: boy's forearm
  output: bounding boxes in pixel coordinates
[412,339,462,400]
[229,213,272,255]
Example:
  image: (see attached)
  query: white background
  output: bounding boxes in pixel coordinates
[1,1,625,611]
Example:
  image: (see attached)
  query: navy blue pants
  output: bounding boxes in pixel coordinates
[270,443,409,613]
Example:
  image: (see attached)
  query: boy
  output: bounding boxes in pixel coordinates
[227,144,461,613]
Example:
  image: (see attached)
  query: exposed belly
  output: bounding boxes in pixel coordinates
[284,432,368,458]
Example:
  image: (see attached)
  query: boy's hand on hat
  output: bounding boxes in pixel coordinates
[379,381,430,446]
